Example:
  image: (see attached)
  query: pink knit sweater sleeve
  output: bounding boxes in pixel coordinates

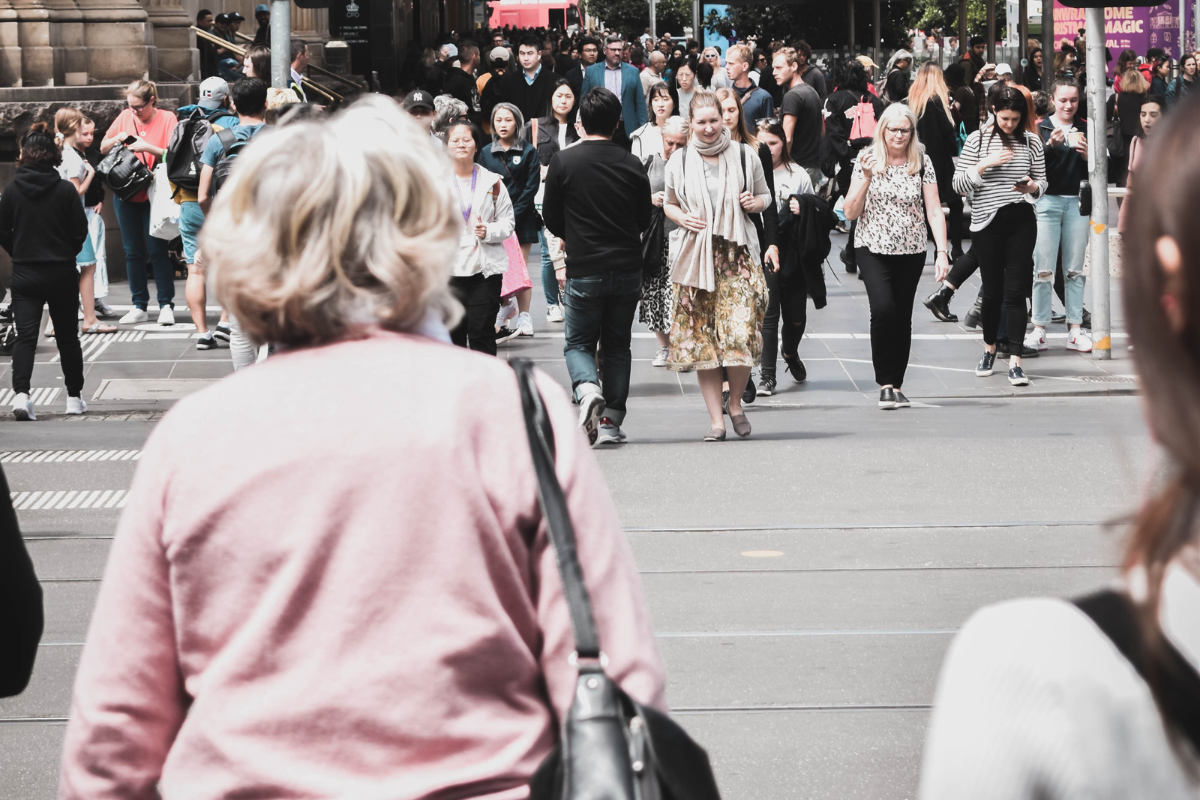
[59,422,188,800]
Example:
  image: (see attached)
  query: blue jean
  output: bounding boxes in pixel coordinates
[1032,194,1087,327]
[178,200,205,264]
[563,270,642,426]
[113,195,175,310]
[537,229,557,307]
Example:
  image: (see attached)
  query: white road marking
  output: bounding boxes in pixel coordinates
[0,449,142,463]
[9,490,128,510]
[0,388,61,407]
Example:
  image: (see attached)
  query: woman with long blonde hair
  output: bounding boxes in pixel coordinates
[843,103,949,409]
[910,63,964,261]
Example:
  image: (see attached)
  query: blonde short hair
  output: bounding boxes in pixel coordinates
[266,87,302,111]
[202,95,461,348]
[126,79,157,104]
[867,103,925,176]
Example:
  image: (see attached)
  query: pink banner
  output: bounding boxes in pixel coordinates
[1053,2,1196,77]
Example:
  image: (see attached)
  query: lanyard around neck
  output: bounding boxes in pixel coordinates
[454,166,478,223]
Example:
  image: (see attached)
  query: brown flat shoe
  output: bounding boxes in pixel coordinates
[704,426,726,442]
[730,413,751,438]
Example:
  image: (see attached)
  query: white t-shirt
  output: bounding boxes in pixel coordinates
[58,144,87,184]
[773,163,815,209]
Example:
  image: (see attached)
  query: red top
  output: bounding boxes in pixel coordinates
[104,107,178,202]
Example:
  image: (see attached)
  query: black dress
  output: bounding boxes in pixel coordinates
[915,97,964,248]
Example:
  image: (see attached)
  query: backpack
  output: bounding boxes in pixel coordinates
[165,108,234,193]
[211,126,260,197]
[848,94,877,140]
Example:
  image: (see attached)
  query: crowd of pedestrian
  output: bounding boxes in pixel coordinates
[1,20,1198,800]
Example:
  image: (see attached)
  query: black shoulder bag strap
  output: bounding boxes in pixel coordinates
[511,358,601,658]
[1074,589,1200,754]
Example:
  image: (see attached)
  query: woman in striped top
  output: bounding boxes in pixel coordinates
[953,85,1047,386]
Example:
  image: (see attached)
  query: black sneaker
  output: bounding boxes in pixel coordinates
[879,387,897,409]
[1051,312,1066,325]
[213,322,232,342]
[923,286,958,323]
[742,376,757,404]
[1002,344,1040,358]
[840,247,857,273]
[894,390,911,408]
[496,325,521,343]
[963,296,983,329]
[758,374,777,396]
[1082,308,1092,329]
[196,333,218,350]
[976,351,996,377]
[782,352,807,383]
[1008,365,1030,386]
[721,389,730,416]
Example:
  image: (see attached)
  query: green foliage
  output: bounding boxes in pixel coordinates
[905,0,1005,39]
[585,0,692,38]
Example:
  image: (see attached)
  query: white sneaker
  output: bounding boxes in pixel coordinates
[158,306,175,326]
[1024,327,1048,351]
[95,299,116,318]
[65,396,87,415]
[594,417,627,445]
[652,347,669,367]
[516,311,533,337]
[45,317,55,337]
[495,297,517,329]
[119,308,149,324]
[1066,328,1093,352]
[576,384,605,445]
[77,307,84,320]
[11,392,36,421]
[546,304,564,323]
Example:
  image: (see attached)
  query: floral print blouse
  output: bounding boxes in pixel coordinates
[853,154,938,255]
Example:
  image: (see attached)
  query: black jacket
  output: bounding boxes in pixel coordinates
[779,192,834,308]
[523,116,580,167]
[1037,116,1088,196]
[0,465,42,698]
[542,139,652,277]
[0,163,88,269]
[750,141,779,254]
[495,67,556,126]
[442,67,482,126]
[915,97,959,197]
[821,89,887,178]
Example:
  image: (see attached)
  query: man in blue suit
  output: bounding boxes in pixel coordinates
[580,35,646,148]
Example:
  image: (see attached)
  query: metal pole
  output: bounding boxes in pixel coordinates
[650,0,656,40]
[959,0,968,55]
[270,0,291,90]
[692,0,700,44]
[1041,0,1052,70]
[1181,0,1188,72]
[1085,7,1110,360]
[1195,0,1199,61]
[1019,0,1028,68]
[849,0,856,57]
[872,0,880,68]
[986,0,996,62]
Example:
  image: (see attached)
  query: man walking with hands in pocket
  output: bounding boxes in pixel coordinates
[542,88,652,447]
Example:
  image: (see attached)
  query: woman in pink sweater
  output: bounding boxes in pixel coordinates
[58,96,666,800]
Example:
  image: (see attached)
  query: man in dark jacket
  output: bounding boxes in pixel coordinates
[0,126,89,419]
[441,42,483,126]
[542,87,652,447]
[494,35,555,124]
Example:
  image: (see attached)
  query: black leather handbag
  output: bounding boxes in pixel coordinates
[510,359,723,800]
[96,143,153,201]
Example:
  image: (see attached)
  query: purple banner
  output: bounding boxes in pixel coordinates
[1053,2,1196,76]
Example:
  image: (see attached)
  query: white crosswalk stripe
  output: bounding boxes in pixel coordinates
[0,449,142,463]
[9,489,128,510]
[0,388,61,407]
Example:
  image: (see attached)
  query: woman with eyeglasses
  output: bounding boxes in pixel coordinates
[953,85,1047,387]
[843,103,949,409]
[669,56,700,116]
[99,80,179,326]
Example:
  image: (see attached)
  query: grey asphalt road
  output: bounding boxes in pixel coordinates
[0,246,1148,798]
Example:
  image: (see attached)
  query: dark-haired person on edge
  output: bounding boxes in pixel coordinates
[0,123,89,420]
[542,88,652,447]
[0,464,42,697]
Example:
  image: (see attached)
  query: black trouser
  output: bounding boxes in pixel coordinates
[946,244,979,288]
[761,262,808,377]
[856,249,926,388]
[449,273,503,356]
[944,191,964,252]
[974,203,1036,349]
[10,265,84,397]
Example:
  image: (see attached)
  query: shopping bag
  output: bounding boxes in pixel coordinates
[148,164,181,241]
[501,233,532,299]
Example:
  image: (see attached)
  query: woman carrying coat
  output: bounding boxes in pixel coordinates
[663,90,771,441]
[447,118,515,356]
[0,122,89,420]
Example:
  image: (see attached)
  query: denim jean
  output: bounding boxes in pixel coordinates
[563,270,642,426]
[113,195,175,310]
[1032,194,1088,327]
[178,200,205,264]
[537,229,558,308]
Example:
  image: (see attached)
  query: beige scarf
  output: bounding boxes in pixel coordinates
[669,128,754,292]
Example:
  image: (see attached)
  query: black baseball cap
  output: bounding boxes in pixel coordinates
[403,90,435,112]
[228,11,244,20]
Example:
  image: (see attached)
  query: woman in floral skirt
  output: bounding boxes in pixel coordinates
[663,90,770,441]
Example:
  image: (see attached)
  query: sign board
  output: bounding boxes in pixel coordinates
[330,0,372,75]
[1053,2,1196,76]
